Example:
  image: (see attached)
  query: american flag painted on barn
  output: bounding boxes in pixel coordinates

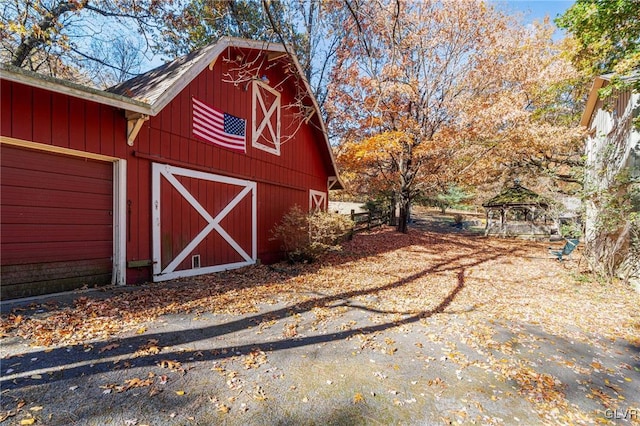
[192,97,246,152]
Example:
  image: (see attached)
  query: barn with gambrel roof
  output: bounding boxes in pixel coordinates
[1,37,342,299]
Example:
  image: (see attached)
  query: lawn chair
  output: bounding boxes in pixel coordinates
[549,238,579,261]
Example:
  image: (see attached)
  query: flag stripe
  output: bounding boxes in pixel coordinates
[192,97,246,152]
[193,110,245,145]
[193,100,244,143]
[193,127,246,150]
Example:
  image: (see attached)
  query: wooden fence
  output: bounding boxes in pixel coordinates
[349,209,389,236]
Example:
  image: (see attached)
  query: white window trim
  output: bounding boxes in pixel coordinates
[309,189,327,213]
[252,80,281,155]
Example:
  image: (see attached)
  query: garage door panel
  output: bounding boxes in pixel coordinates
[0,144,113,299]
[1,186,112,210]
[1,168,112,194]
[1,224,112,243]
[1,205,112,225]
[1,241,112,264]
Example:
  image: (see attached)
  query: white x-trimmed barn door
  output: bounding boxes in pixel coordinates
[152,163,256,281]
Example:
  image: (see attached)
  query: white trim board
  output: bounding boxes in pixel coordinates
[252,80,281,155]
[309,189,327,212]
[1,136,127,286]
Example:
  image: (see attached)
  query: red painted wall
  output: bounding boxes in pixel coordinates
[1,80,127,157]
[130,49,331,270]
[2,48,334,286]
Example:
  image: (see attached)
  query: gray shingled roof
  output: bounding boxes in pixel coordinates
[483,183,550,208]
[107,43,219,106]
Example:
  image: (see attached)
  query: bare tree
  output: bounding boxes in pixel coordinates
[1,0,171,84]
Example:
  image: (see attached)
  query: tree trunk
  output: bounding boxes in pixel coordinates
[396,140,414,234]
[389,193,397,226]
[396,189,410,233]
[11,1,85,68]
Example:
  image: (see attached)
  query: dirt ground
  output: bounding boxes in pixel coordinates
[1,220,639,425]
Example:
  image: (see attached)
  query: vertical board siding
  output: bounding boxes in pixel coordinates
[11,83,33,142]
[1,80,12,135]
[133,51,334,276]
[32,88,52,144]
[51,92,70,145]
[84,101,101,153]
[68,97,86,151]
[100,106,115,157]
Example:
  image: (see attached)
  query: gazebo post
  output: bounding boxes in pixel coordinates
[485,209,489,231]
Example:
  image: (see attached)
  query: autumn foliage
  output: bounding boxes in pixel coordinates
[328,1,586,227]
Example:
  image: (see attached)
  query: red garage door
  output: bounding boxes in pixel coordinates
[1,145,113,299]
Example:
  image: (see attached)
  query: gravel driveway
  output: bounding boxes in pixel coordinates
[1,226,639,425]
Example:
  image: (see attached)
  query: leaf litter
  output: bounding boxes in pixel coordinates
[1,226,639,424]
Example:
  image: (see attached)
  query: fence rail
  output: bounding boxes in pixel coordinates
[349,209,389,236]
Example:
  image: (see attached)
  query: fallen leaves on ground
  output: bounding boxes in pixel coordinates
[2,228,637,350]
[157,359,184,373]
[1,226,639,424]
[99,342,120,353]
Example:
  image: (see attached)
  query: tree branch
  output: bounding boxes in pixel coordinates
[12,0,87,67]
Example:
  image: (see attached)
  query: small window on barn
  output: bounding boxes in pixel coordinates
[309,190,327,213]
[252,80,281,155]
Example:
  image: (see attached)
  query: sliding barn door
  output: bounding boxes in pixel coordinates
[152,163,256,281]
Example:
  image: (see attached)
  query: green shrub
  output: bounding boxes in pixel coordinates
[270,205,354,263]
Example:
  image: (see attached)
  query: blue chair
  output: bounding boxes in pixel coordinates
[549,238,579,261]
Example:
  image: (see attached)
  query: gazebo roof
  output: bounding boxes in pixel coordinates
[482,183,549,208]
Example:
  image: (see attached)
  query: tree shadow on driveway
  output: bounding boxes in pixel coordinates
[1,253,478,391]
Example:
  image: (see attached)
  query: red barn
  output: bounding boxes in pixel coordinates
[1,37,342,299]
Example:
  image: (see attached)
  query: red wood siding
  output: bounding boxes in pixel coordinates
[1,46,336,289]
[0,145,113,299]
[131,48,332,270]
[2,81,127,157]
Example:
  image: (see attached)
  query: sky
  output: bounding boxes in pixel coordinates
[495,1,575,25]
